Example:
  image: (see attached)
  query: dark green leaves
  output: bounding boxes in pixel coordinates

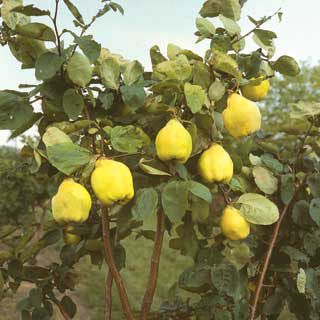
[35,52,64,80]
[63,0,84,24]
[43,127,90,175]
[131,188,159,221]
[179,266,211,293]
[11,5,50,16]
[110,125,150,153]
[15,23,56,42]
[162,181,189,222]
[62,89,85,120]
[67,53,92,87]
[237,193,279,225]
[221,0,241,21]
[309,198,320,226]
[273,55,300,76]
[0,91,33,130]
[200,0,223,18]
[123,60,144,86]
[74,36,101,63]
[281,174,295,204]
[120,85,146,110]
[61,296,77,318]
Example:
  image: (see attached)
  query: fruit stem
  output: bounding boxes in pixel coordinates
[101,206,134,320]
[140,211,166,319]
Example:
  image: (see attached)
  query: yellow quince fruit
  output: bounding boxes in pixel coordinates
[52,179,92,224]
[241,78,270,101]
[223,93,261,138]
[91,158,134,206]
[155,119,192,164]
[63,226,81,245]
[198,144,233,183]
[220,206,250,240]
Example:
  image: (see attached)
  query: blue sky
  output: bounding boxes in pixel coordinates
[1,0,320,145]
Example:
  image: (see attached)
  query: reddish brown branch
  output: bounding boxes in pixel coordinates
[101,206,134,320]
[140,211,166,320]
[105,271,113,320]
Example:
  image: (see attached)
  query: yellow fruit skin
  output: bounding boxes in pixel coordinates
[91,159,134,206]
[220,206,250,240]
[155,119,192,164]
[241,79,270,101]
[63,226,81,245]
[52,179,92,224]
[198,144,233,183]
[223,93,261,138]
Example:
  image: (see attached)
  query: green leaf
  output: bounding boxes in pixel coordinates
[309,198,320,226]
[190,195,210,223]
[260,154,283,173]
[193,61,211,90]
[9,112,42,139]
[237,193,279,225]
[289,101,320,119]
[75,36,101,63]
[222,242,252,270]
[212,49,242,82]
[100,57,120,89]
[139,158,171,176]
[15,23,56,42]
[281,246,309,263]
[281,174,295,204]
[188,181,212,203]
[153,54,192,81]
[307,174,320,197]
[196,17,216,37]
[273,55,300,76]
[208,79,225,101]
[297,268,306,294]
[11,5,50,16]
[61,296,77,318]
[277,303,297,320]
[123,60,144,86]
[253,29,276,57]
[199,0,223,18]
[47,143,91,175]
[110,125,150,153]
[67,52,92,87]
[150,45,167,66]
[221,0,241,21]
[252,166,278,195]
[219,14,240,35]
[120,85,146,110]
[42,127,72,146]
[0,91,33,130]
[162,181,189,222]
[184,83,207,113]
[2,0,30,30]
[35,52,64,80]
[63,0,84,24]
[131,188,158,221]
[179,266,211,293]
[167,43,181,60]
[211,260,240,296]
[98,92,114,110]
[62,89,85,120]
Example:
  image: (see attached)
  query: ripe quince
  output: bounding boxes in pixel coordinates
[198,144,233,183]
[241,78,270,101]
[63,226,81,245]
[91,158,134,206]
[220,206,250,240]
[223,93,261,137]
[52,179,92,224]
[155,119,192,164]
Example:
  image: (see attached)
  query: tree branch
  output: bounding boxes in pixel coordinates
[101,206,134,320]
[231,8,281,45]
[51,0,62,56]
[140,211,166,320]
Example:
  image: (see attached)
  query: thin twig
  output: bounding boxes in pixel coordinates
[101,206,134,320]
[51,0,62,56]
[231,8,282,45]
[140,211,166,320]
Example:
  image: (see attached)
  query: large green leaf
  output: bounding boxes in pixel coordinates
[100,57,120,89]
[35,52,64,80]
[10,4,50,16]
[193,61,211,90]
[184,83,207,114]
[75,36,101,63]
[120,85,146,110]
[252,166,278,195]
[221,0,241,21]
[237,193,279,225]
[289,101,320,119]
[208,79,225,101]
[123,60,144,86]
[211,49,242,82]
[219,14,240,36]
[196,17,216,37]
[63,0,84,24]
[62,89,85,120]
[131,188,158,221]
[67,53,92,87]
[110,125,150,153]
[188,181,212,203]
[162,181,189,222]
[15,23,56,42]
[309,198,320,226]
[0,91,33,130]
[199,0,223,18]
[2,0,30,30]
[179,266,211,293]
